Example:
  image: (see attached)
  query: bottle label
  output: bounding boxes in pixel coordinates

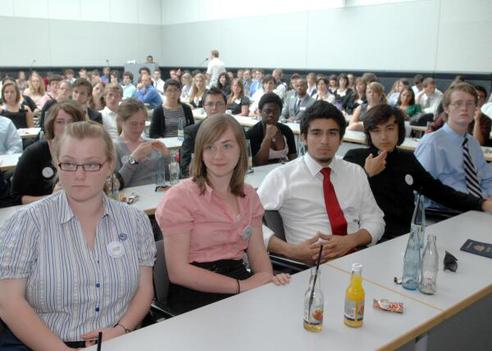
[304,305,323,326]
[344,299,364,322]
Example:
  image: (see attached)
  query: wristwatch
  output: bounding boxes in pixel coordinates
[128,156,139,165]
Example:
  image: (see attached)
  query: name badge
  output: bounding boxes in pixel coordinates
[234,99,241,104]
[405,174,414,186]
[300,106,306,112]
[107,241,125,258]
[42,166,55,179]
[241,225,253,240]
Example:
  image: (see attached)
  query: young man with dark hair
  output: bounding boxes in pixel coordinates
[72,78,103,124]
[258,100,384,265]
[180,87,227,177]
[344,104,492,241]
[122,71,136,99]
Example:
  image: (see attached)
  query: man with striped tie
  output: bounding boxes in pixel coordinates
[416,82,492,209]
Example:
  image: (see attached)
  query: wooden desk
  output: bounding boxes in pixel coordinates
[87,265,440,351]
[0,153,21,172]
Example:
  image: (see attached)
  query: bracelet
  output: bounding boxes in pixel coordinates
[236,279,241,294]
[115,322,131,334]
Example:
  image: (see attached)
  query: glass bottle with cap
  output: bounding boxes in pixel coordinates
[411,193,426,248]
[303,268,324,332]
[419,234,439,295]
[344,263,365,328]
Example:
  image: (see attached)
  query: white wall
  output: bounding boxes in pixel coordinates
[0,0,163,67]
[160,0,492,73]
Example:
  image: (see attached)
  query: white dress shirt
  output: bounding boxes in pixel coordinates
[206,57,226,87]
[257,153,385,247]
[416,89,443,114]
[101,106,119,140]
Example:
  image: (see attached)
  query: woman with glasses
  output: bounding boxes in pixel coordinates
[156,114,289,315]
[0,121,156,350]
[149,79,194,138]
[12,100,86,204]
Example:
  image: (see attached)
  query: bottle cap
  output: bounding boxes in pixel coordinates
[351,263,363,272]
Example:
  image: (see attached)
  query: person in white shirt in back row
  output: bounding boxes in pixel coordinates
[101,83,123,139]
[0,115,22,155]
[258,100,384,265]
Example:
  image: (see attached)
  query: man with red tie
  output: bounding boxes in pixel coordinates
[258,100,384,265]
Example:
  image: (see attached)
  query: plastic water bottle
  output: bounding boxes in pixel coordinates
[168,154,180,185]
[419,234,439,295]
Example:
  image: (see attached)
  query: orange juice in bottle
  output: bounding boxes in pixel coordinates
[344,263,365,328]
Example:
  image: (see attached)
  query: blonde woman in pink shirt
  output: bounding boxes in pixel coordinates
[156,114,289,314]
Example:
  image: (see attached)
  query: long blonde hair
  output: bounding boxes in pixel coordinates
[189,73,206,103]
[191,114,247,197]
[27,71,45,96]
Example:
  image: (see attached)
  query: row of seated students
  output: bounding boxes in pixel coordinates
[1,77,492,348]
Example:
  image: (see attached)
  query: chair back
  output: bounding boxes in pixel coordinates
[153,240,169,304]
[263,210,286,241]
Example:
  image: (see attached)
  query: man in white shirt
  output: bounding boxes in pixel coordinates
[101,83,123,139]
[258,100,384,265]
[206,49,226,88]
[153,69,165,95]
[0,116,22,155]
[416,77,443,115]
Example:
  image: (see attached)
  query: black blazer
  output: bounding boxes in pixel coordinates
[149,103,194,138]
[180,121,202,177]
[87,108,103,124]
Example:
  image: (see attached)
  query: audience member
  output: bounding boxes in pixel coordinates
[313,77,335,104]
[226,78,250,115]
[153,69,165,95]
[306,72,317,97]
[415,82,492,208]
[258,100,384,265]
[180,72,193,102]
[335,73,353,109]
[246,93,297,165]
[135,74,161,110]
[249,75,277,115]
[217,72,231,96]
[0,121,155,350]
[1,81,34,129]
[122,71,137,99]
[249,69,264,97]
[39,79,73,132]
[415,77,443,115]
[90,81,106,111]
[189,73,207,108]
[72,78,103,124]
[15,71,28,92]
[348,81,386,131]
[343,77,367,115]
[242,69,253,97]
[23,71,45,111]
[180,87,227,176]
[156,114,289,315]
[12,100,86,204]
[281,78,315,122]
[412,74,424,96]
[344,105,492,242]
[397,86,421,118]
[101,83,123,139]
[0,115,22,155]
[150,79,194,138]
[272,68,287,100]
[115,99,169,188]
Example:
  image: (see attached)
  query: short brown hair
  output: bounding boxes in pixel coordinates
[73,78,93,96]
[44,100,86,140]
[56,120,115,168]
[442,82,478,109]
[191,114,247,197]
[1,81,20,104]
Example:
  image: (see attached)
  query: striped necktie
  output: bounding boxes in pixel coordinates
[462,137,482,198]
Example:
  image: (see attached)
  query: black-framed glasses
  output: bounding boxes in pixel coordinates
[58,161,106,172]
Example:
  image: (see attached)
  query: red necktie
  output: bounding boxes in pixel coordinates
[320,167,347,236]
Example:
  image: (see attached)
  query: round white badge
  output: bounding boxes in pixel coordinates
[42,166,55,179]
[107,241,125,259]
[405,174,414,186]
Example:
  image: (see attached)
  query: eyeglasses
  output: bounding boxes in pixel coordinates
[204,101,226,108]
[58,161,106,172]
[449,101,476,109]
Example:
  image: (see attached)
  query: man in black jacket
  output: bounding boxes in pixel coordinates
[180,87,226,177]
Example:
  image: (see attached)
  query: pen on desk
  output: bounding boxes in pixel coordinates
[96,331,103,351]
